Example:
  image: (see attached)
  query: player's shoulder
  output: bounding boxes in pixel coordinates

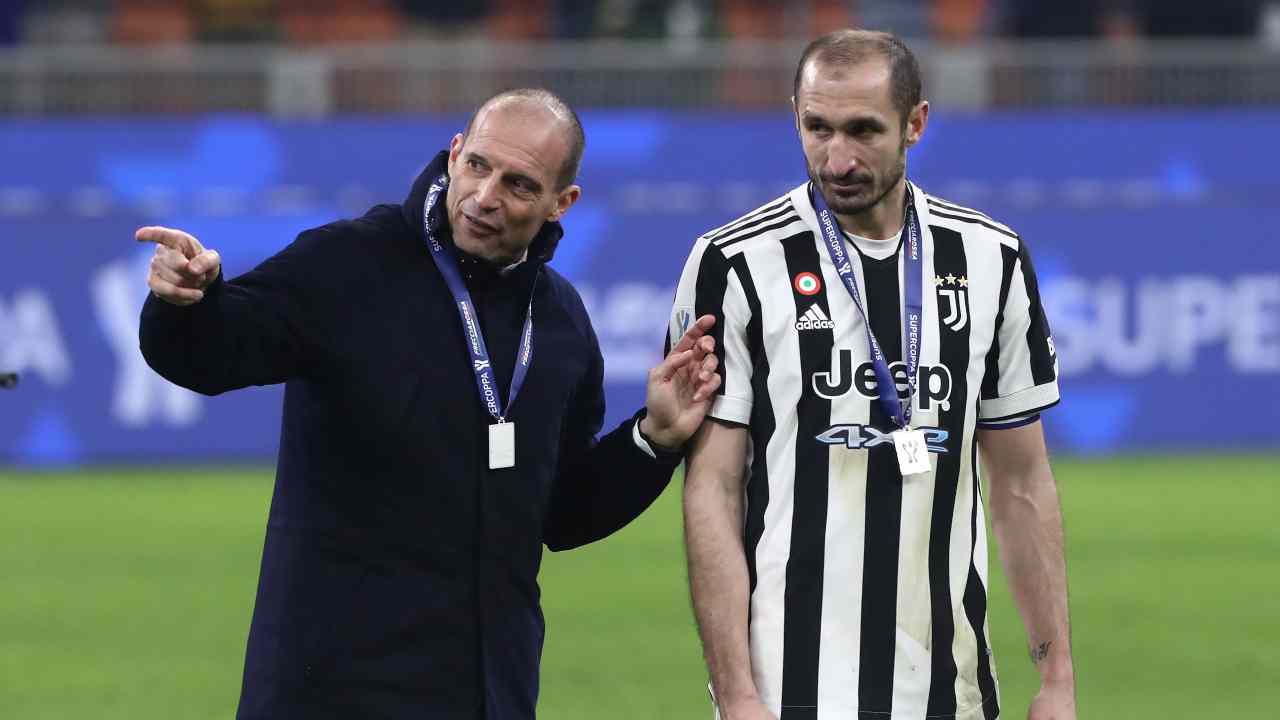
[919,189,1022,252]
[538,263,596,342]
[692,187,807,259]
[296,203,407,252]
[539,263,580,304]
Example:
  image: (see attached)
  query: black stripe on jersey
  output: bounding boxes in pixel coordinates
[976,413,1040,430]
[926,198,1015,233]
[779,231,833,719]
[706,197,791,243]
[979,399,1060,425]
[927,208,1019,241]
[980,244,1018,401]
[693,242,732,397]
[1018,241,1056,385]
[925,226,971,717]
[727,253,774,597]
[856,249,905,717]
[716,203,793,248]
[716,209,801,250]
[964,441,1000,720]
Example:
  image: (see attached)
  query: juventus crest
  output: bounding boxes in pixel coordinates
[935,273,969,332]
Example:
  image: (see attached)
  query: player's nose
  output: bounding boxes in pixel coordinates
[825,138,862,178]
[473,175,502,211]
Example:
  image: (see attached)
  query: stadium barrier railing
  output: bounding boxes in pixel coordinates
[0,39,1278,115]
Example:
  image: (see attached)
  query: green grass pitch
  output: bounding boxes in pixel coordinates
[2,454,1277,718]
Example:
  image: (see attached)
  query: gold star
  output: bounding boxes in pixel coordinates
[958,276,969,288]
[934,275,945,286]
[945,273,957,285]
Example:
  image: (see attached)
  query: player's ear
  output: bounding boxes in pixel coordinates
[548,184,581,222]
[905,101,929,147]
[447,133,465,168]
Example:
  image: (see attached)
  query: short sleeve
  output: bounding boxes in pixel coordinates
[977,239,1060,425]
[668,237,754,425]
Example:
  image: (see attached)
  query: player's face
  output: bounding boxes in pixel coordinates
[794,58,924,222]
[446,102,580,265]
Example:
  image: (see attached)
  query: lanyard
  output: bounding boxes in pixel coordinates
[422,173,534,423]
[811,181,924,429]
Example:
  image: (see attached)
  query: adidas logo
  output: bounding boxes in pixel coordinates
[795,304,835,331]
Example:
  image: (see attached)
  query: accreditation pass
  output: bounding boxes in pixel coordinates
[489,422,516,469]
[892,427,931,476]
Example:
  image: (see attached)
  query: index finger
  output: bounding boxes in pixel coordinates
[670,314,716,355]
[135,226,203,258]
[653,348,693,383]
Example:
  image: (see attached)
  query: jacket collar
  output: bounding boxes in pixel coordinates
[402,150,565,264]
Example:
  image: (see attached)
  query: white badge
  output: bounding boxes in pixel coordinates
[892,428,931,476]
[488,422,515,470]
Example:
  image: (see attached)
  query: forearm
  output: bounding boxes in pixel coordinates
[544,413,679,551]
[685,464,758,705]
[140,280,238,395]
[139,275,298,395]
[989,464,1074,687]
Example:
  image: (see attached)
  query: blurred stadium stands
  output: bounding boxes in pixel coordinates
[4,1,1275,45]
[0,1,1279,114]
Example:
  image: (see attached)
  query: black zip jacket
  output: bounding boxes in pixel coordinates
[139,151,680,719]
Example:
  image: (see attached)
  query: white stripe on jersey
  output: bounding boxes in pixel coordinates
[671,181,1060,720]
[749,245,802,711]
[703,196,791,242]
[926,197,1020,241]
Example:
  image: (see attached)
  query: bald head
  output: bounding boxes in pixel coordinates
[463,88,584,190]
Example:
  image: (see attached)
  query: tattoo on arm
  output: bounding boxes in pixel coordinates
[1030,640,1052,664]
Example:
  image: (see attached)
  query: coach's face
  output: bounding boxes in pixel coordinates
[446,101,581,265]
[794,57,927,225]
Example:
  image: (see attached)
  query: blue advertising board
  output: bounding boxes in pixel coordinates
[2,111,1277,464]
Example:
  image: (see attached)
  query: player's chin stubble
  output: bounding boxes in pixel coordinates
[810,153,906,218]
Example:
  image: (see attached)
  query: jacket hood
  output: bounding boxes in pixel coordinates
[401,150,564,263]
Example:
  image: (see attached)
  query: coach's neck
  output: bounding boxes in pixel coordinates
[837,175,908,242]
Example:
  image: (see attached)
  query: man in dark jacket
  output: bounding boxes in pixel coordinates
[136,88,720,719]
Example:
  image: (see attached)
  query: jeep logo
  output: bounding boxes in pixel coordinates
[811,349,953,411]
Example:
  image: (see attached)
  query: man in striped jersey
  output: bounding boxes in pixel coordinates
[673,30,1076,720]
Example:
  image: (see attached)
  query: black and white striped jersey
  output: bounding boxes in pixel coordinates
[670,181,1059,720]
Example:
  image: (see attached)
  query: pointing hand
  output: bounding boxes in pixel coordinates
[136,226,222,306]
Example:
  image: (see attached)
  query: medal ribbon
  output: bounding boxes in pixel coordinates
[423,173,534,423]
[811,181,924,428]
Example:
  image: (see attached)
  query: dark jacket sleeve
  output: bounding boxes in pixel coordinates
[139,229,331,396]
[543,319,682,551]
